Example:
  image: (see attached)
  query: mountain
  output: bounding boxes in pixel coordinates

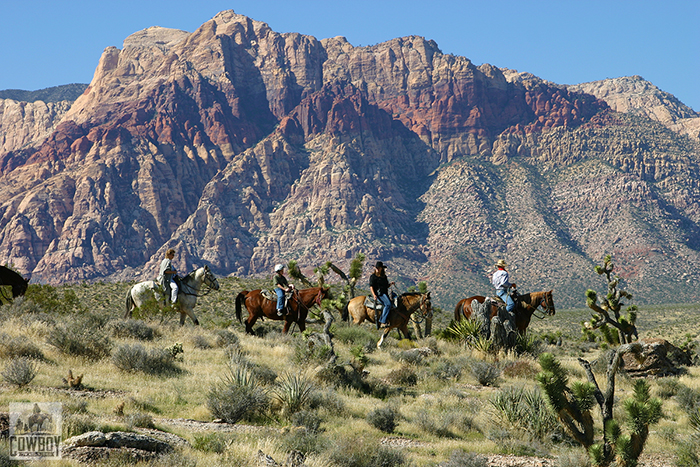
[1,11,699,310]
[0,84,89,104]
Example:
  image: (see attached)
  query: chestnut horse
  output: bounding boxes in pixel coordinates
[342,292,432,348]
[236,286,329,335]
[453,290,555,334]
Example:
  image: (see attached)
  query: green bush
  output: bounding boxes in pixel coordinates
[111,343,181,375]
[471,361,500,386]
[489,386,559,442]
[273,372,315,417]
[46,315,112,360]
[329,437,407,467]
[439,450,488,467]
[366,406,398,433]
[290,410,324,434]
[214,329,239,348]
[125,412,155,429]
[207,364,269,424]
[385,365,418,386]
[1,357,38,387]
[192,433,229,453]
[0,333,45,361]
[107,319,157,341]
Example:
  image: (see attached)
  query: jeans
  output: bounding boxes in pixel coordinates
[275,288,285,310]
[377,294,392,324]
[496,289,514,313]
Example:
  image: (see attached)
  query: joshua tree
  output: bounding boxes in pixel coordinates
[537,346,662,467]
[583,255,638,344]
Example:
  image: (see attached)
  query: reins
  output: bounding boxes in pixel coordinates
[178,269,217,297]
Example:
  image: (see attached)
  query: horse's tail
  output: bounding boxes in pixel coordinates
[125,288,134,319]
[454,300,463,321]
[235,291,248,323]
[341,300,349,322]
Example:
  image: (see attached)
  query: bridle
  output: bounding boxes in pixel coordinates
[530,292,555,319]
[408,293,432,324]
[290,287,326,313]
[179,267,219,297]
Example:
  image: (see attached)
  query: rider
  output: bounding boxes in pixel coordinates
[158,248,179,307]
[274,263,294,316]
[492,259,516,314]
[369,261,394,329]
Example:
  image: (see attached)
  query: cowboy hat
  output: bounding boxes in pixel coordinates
[495,259,508,268]
[375,261,386,269]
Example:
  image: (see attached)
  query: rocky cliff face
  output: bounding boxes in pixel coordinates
[2,10,700,309]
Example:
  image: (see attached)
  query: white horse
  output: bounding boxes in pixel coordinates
[125,265,219,325]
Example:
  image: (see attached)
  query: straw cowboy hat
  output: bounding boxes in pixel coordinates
[495,259,508,268]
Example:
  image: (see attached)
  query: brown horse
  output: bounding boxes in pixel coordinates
[342,292,432,348]
[453,290,555,334]
[236,286,329,335]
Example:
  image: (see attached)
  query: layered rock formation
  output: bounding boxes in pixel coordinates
[2,10,700,309]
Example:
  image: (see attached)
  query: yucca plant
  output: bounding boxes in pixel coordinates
[272,372,315,417]
[207,363,269,424]
[444,318,482,342]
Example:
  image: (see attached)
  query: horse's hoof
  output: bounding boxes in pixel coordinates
[194,320,200,326]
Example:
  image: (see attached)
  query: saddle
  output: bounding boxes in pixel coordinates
[261,289,293,302]
[364,296,384,311]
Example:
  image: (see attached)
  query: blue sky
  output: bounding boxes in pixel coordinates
[1,0,698,111]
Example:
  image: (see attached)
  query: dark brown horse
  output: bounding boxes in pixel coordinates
[343,292,432,348]
[0,265,29,302]
[453,290,555,334]
[236,286,329,335]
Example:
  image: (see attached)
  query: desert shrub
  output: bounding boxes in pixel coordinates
[192,433,229,453]
[515,333,543,356]
[396,348,427,366]
[111,343,181,375]
[207,364,269,424]
[501,360,539,379]
[414,410,454,438]
[555,451,591,467]
[46,315,112,360]
[62,400,89,415]
[471,361,500,386]
[307,388,345,414]
[489,386,559,442]
[107,319,157,341]
[224,344,247,364]
[430,359,465,381]
[366,406,398,433]
[655,377,683,399]
[293,339,333,365]
[439,450,488,467]
[214,329,239,347]
[290,410,324,434]
[272,372,315,417]
[0,333,45,361]
[1,357,38,387]
[332,325,377,348]
[24,283,83,314]
[675,385,700,415]
[350,345,369,370]
[62,413,98,438]
[191,334,212,349]
[329,437,407,467]
[385,365,418,386]
[440,318,482,343]
[125,412,155,429]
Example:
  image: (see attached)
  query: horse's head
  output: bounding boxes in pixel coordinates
[202,266,220,291]
[12,278,28,298]
[540,290,556,316]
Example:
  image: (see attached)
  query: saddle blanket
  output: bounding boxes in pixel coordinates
[364,296,384,310]
[261,289,293,301]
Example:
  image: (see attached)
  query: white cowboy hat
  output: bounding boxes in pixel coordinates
[274,263,284,272]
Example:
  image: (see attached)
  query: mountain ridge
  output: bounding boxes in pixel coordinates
[1,10,699,310]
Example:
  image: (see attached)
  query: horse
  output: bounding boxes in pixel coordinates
[453,290,555,334]
[0,265,29,302]
[342,292,432,348]
[235,286,329,335]
[124,265,219,325]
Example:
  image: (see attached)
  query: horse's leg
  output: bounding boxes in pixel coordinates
[400,322,412,340]
[246,313,257,335]
[377,327,391,348]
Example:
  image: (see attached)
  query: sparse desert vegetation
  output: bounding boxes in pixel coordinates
[0,276,698,466]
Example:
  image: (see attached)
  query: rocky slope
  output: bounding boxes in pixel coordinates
[1,10,700,309]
